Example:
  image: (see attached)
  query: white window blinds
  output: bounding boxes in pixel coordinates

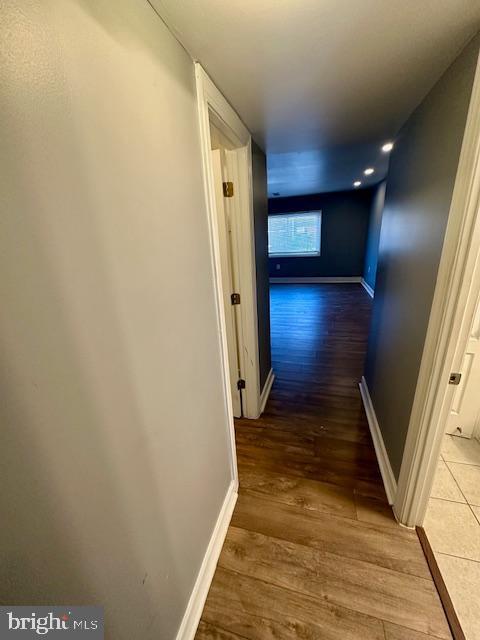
[268,211,321,257]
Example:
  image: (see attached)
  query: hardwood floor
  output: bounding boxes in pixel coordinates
[196,284,451,640]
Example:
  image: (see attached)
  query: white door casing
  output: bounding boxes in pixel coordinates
[446,295,480,438]
[211,149,242,417]
[195,63,261,423]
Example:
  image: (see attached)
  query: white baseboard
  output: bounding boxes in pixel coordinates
[175,480,238,640]
[259,368,275,415]
[361,278,374,298]
[269,276,362,284]
[359,376,397,505]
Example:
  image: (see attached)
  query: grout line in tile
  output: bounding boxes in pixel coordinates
[428,493,480,530]
[442,458,480,467]
[443,460,471,506]
[428,496,468,506]
[445,458,480,511]
[469,504,480,526]
[463,500,480,520]
[433,548,480,565]
[426,489,480,565]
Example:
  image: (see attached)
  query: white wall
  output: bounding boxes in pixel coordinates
[0,1,233,637]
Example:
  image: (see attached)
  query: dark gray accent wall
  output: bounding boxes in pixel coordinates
[363,181,386,290]
[365,35,479,479]
[268,189,373,277]
[252,141,272,392]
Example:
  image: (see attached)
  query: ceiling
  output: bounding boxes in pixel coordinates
[152,0,480,196]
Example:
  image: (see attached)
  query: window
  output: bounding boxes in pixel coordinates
[268,211,321,257]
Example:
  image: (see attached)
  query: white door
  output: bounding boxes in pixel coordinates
[211,149,242,417]
[447,295,480,438]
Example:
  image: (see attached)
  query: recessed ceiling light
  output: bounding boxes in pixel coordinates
[353,181,361,188]
[364,167,375,176]
[382,142,394,153]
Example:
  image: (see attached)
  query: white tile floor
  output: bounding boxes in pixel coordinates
[424,434,480,639]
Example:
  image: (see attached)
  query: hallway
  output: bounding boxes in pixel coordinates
[196,284,451,640]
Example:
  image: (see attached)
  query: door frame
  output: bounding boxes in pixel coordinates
[394,50,480,527]
[195,64,261,436]
[210,148,243,418]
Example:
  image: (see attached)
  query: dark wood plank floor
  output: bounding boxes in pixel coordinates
[196,284,451,640]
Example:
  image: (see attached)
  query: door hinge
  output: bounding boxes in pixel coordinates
[237,379,246,390]
[449,372,462,385]
[223,181,234,197]
[231,292,241,305]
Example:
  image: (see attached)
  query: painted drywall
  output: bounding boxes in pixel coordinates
[0,1,233,638]
[251,141,272,392]
[364,34,479,479]
[363,181,386,290]
[268,189,373,277]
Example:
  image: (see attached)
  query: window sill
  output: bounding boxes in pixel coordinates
[268,254,321,258]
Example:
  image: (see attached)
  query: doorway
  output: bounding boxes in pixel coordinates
[210,134,242,416]
[195,64,262,428]
[422,289,480,639]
